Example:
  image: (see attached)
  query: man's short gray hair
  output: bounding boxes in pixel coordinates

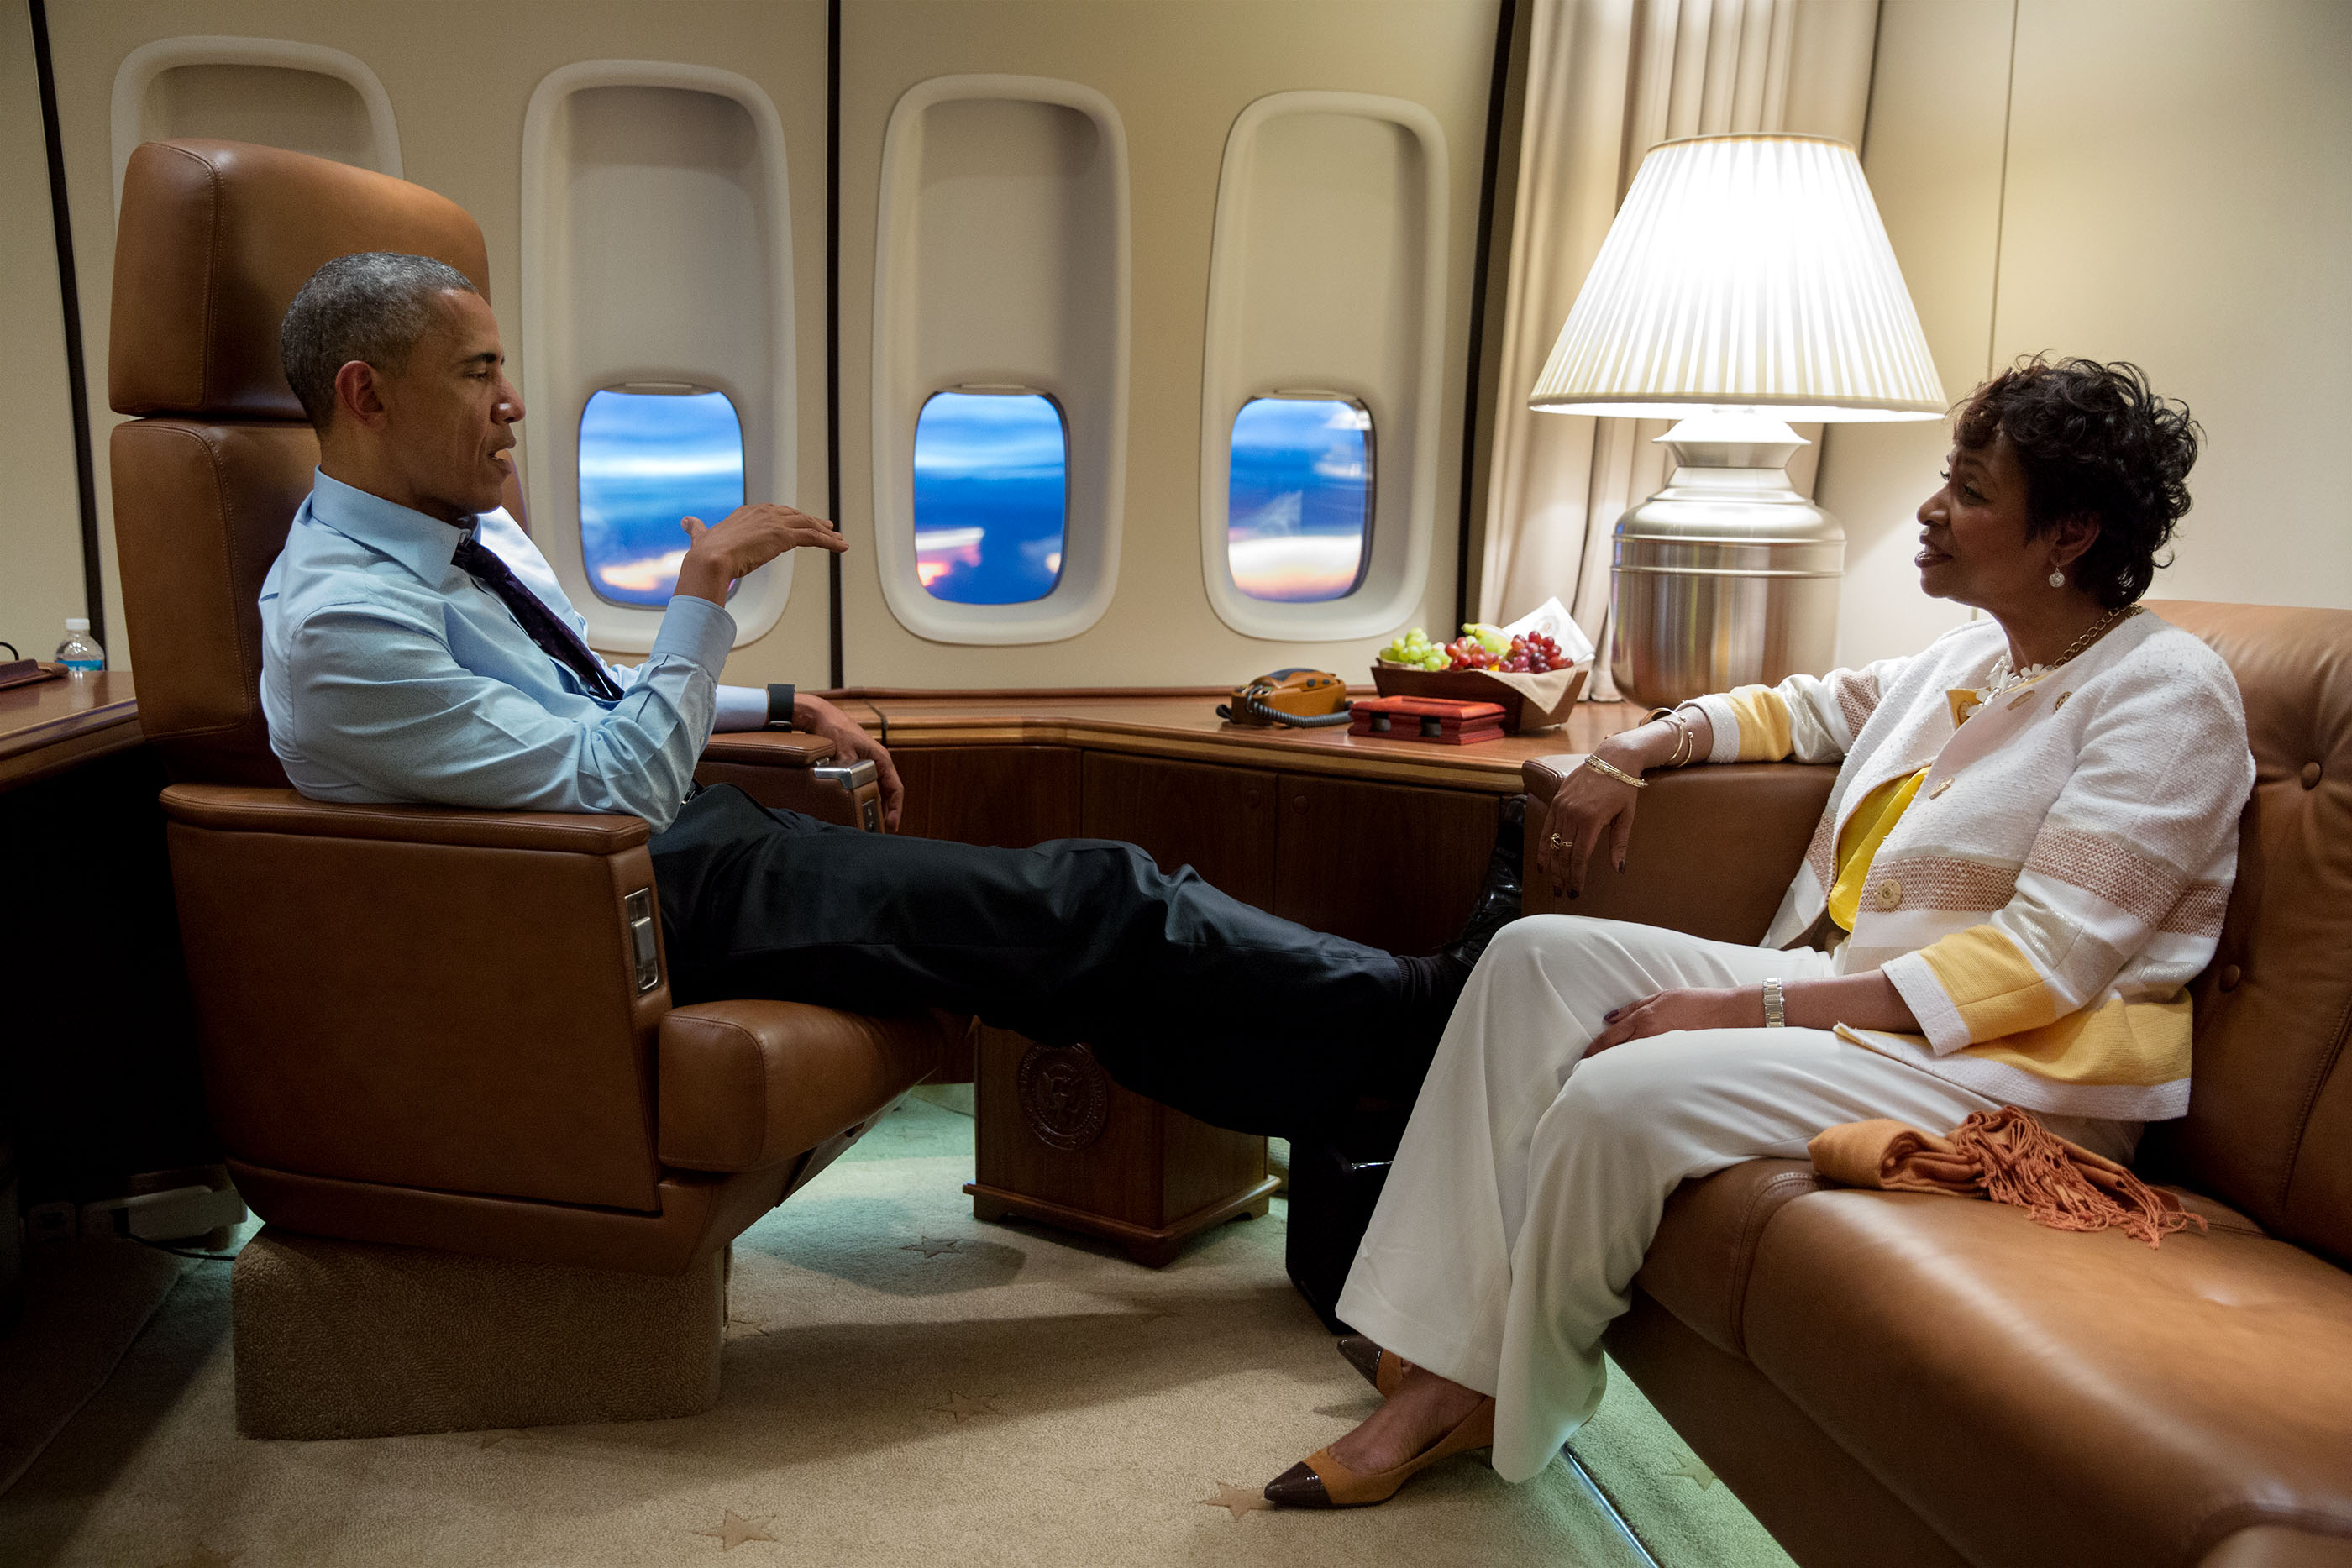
[280,252,479,431]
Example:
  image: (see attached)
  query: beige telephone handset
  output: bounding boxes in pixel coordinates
[1216,669,1354,728]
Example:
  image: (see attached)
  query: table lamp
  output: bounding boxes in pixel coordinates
[1530,133,1944,705]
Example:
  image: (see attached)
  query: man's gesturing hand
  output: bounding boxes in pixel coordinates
[674,503,846,606]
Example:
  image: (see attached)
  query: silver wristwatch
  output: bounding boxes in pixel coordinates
[1761,977,1786,1028]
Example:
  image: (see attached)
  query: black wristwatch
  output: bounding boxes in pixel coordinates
[764,683,795,731]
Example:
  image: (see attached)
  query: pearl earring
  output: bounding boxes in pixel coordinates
[2048,569,2066,588]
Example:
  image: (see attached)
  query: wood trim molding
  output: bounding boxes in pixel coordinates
[847,690,1641,794]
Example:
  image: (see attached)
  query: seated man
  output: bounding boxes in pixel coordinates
[258,251,1504,1135]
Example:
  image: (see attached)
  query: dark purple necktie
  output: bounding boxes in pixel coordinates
[450,532,625,701]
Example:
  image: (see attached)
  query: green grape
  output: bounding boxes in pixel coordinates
[1464,622,1511,657]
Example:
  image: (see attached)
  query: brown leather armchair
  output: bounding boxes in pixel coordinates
[108,139,956,1439]
[1523,600,2352,1568]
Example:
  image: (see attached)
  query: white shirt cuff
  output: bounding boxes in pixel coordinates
[712,684,769,731]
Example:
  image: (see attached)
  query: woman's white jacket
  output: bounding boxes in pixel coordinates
[1687,611,2253,1121]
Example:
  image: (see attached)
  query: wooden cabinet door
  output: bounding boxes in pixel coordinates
[1079,753,1278,912]
[894,745,1082,847]
[1273,774,1499,954]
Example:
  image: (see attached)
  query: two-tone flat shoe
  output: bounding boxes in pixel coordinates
[1262,1395,1496,1508]
[1336,1335,1410,1398]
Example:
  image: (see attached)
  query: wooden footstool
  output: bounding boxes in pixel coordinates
[963,1025,1278,1266]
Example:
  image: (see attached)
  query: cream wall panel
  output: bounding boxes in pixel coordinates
[1812,0,2010,669]
[41,0,831,689]
[1820,0,2352,669]
[0,2,87,662]
[838,0,1499,688]
[1994,0,2352,611]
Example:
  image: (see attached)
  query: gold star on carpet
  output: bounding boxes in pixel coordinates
[1200,1481,1272,1520]
[901,1237,962,1259]
[690,1510,777,1551]
[929,1391,999,1424]
[1667,1454,1719,1489]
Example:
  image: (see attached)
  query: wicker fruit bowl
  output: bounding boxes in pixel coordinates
[1369,662,1588,733]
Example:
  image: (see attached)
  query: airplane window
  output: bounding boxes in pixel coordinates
[1227,396,1373,603]
[913,391,1068,605]
[577,386,745,607]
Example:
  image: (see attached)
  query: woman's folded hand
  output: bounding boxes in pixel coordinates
[1587,985,1763,1053]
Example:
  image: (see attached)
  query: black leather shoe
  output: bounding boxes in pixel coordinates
[1437,794,1525,970]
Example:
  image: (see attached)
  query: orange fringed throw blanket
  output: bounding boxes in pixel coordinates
[1808,1106,2206,1249]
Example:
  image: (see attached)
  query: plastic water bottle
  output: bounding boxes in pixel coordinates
[55,617,104,676]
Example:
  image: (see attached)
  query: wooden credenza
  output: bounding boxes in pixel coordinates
[826,688,1636,1263]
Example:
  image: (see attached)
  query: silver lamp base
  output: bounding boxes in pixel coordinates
[1608,412,1845,709]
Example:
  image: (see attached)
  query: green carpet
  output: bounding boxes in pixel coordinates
[0,1090,1794,1567]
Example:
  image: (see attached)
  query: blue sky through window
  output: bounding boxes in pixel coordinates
[578,388,745,607]
[1228,396,1371,603]
[914,391,1067,606]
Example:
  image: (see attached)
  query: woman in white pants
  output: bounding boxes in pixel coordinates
[1263,358,2252,1508]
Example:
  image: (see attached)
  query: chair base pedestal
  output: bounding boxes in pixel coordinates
[231,1225,725,1440]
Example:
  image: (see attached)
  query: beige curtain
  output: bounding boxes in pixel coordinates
[1477,0,1880,697]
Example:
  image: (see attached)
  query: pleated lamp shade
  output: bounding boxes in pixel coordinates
[1530,134,1945,422]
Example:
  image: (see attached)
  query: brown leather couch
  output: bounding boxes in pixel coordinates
[107,138,956,1424]
[1522,600,2352,1568]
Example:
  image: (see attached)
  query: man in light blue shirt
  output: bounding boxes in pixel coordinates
[258,253,1498,1134]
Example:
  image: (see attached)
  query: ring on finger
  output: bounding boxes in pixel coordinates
[1546,831,1568,851]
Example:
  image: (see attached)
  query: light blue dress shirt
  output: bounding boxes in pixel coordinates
[259,469,768,831]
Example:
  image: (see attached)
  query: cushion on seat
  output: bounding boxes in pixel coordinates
[1635,1158,1824,1357]
[659,1000,961,1172]
[1741,1188,2352,1568]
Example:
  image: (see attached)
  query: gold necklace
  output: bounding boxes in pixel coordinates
[1973,605,2143,711]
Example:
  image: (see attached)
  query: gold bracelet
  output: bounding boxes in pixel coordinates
[1583,753,1648,789]
[1642,705,1696,769]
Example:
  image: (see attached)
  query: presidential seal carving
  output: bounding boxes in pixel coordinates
[1017,1041,1110,1151]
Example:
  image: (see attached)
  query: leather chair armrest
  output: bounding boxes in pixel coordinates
[696,732,885,831]
[699,731,837,768]
[1521,757,1837,945]
[658,999,954,1172]
[160,783,648,852]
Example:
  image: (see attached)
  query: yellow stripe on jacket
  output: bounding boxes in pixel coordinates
[1722,686,1795,761]
[1898,922,2192,1090]
[1826,768,1929,931]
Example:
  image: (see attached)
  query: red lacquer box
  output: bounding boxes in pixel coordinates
[1348,695,1509,746]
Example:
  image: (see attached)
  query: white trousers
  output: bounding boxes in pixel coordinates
[1333,914,2138,1483]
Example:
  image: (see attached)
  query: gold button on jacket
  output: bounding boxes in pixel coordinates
[1875,878,1904,911]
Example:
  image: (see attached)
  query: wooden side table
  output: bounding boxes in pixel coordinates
[964,1025,1278,1266]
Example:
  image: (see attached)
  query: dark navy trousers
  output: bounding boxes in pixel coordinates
[648,783,1428,1134]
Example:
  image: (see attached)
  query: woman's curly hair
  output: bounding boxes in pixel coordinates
[1953,356,2202,609]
